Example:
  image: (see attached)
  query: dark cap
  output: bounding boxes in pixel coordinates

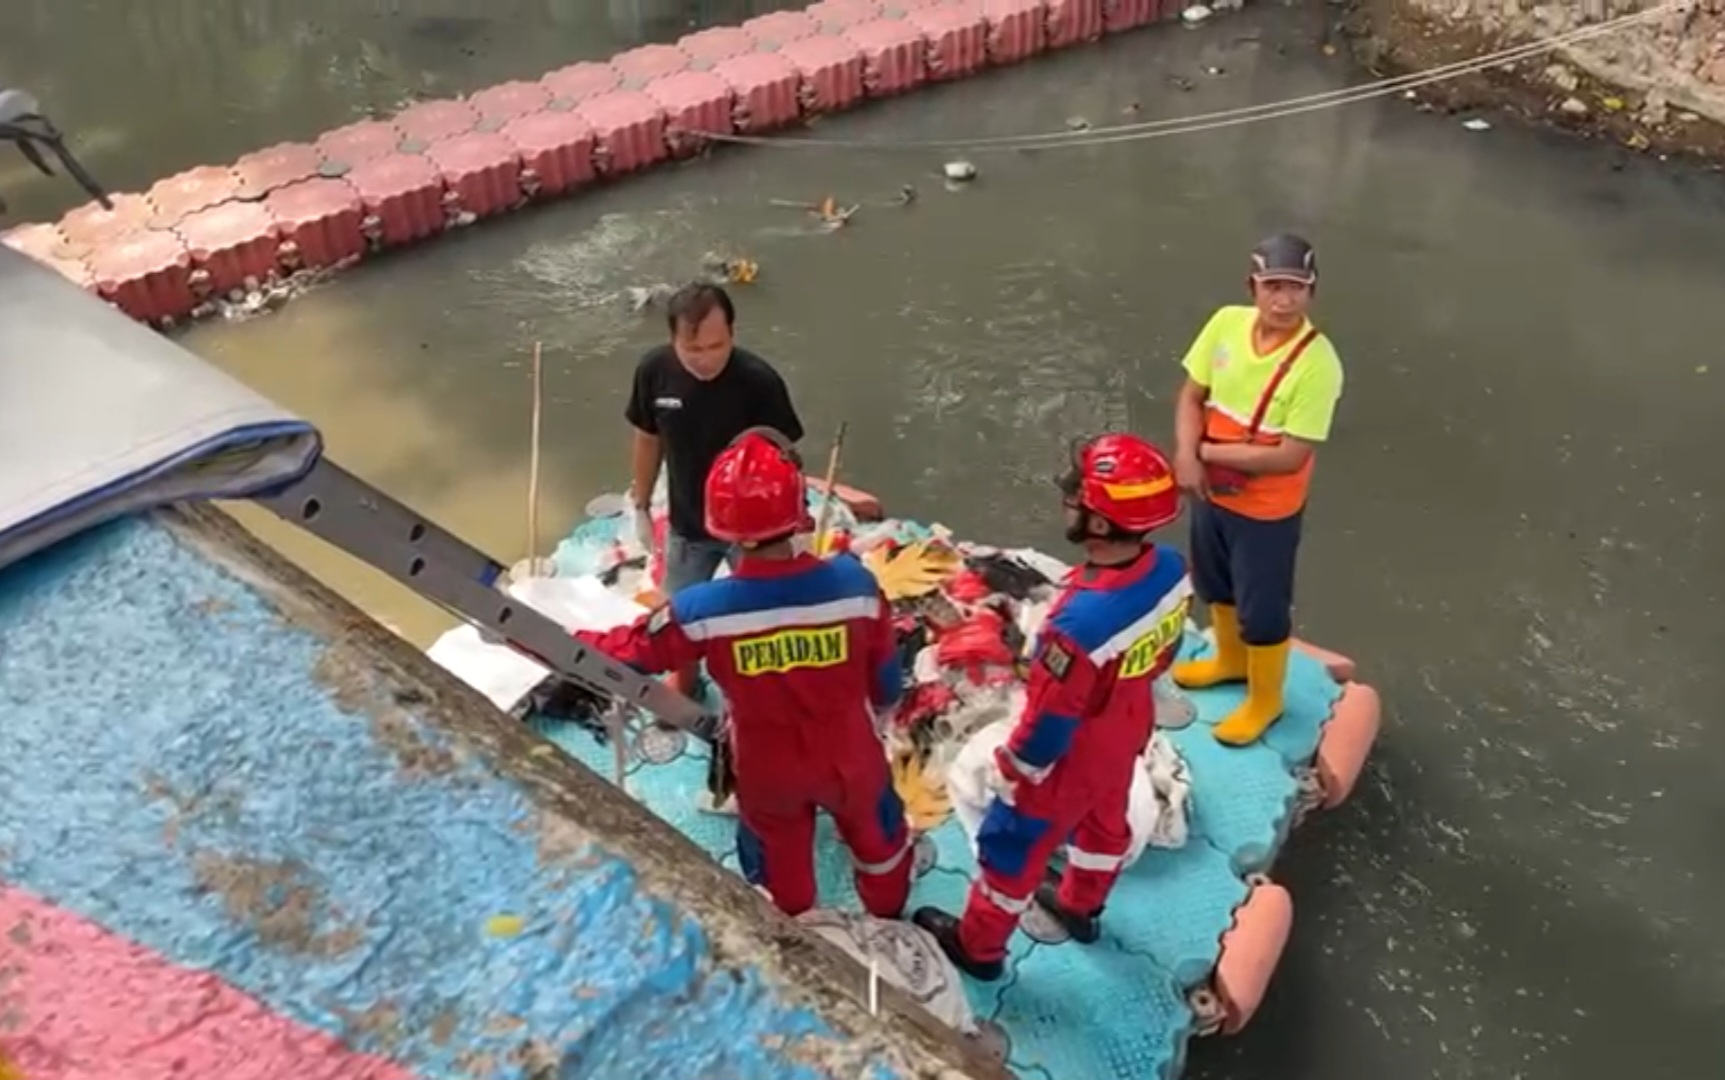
[1249,232,1317,285]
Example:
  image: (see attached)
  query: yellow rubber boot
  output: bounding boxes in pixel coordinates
[1213,641,1291,747]
[1172,604,1247,689]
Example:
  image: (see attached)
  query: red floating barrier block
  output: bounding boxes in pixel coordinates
[264,178,366,271]
[678,26,755,66]
[779,35,869,115]
[346,153,447,247]
[712,52,803,133]
[233,142,323,200]
[846,18,929,97]
[467,80,553,127]
[87,229,195,325]
[146,165,240,229]
[499,111,597,198]
[806,0,884,31]
[542,61,624,109]
[1045,0,1104,48]
[395,98,479,146]
[577,92,667,176]
[424,131,524,220]
[645,71,736,155]
[1102,0,1156,32]
[2,222,73,262]
[2,224,94,289]
[981,0,1047,63]
[317,120,403,171]
[908,2,989,80]
[59,193,153,251]
[176,200,281,297]
[743,10,820,47]
[611,44,691,86]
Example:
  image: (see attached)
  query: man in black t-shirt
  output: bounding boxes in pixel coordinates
[624,283,804,608]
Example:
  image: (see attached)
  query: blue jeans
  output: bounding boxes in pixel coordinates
[663,533,736,596]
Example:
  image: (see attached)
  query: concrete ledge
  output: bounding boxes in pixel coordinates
[0,503,1003,1080]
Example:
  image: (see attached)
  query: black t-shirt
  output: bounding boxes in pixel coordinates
[625,345,805,540]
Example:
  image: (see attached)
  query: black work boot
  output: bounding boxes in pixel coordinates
[1034,883,1103,944]
[912,907,1004,982]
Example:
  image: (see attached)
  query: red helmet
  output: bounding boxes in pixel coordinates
[704,429,809,544]
[1058,433,1181,534]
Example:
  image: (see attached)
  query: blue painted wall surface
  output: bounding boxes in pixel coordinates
[0,517,915,1080]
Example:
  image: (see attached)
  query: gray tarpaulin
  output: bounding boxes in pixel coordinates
[0,246,321,572]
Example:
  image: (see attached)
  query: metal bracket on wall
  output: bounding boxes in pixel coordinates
[253,455,717,737]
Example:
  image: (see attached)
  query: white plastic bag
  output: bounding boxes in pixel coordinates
[795,908,978,1034]
[947,719,1192,867]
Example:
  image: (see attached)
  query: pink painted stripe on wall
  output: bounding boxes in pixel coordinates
[0,883,416,1080]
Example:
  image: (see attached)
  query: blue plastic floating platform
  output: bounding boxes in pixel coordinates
[540,513,1345,1080]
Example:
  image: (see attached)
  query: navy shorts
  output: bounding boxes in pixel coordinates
[1187,500,1302,645]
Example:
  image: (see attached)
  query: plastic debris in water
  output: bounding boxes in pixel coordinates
[943,160,977,182]
[1182,4,1213,23]
[1462,118,1493,131]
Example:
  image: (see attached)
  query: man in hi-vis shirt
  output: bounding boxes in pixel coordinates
[1169,233,1345,747]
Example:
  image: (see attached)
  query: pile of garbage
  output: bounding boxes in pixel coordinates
[547,494,1195,860]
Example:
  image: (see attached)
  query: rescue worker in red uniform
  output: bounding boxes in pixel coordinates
[575,428,912,919]
[913,434,1192,980]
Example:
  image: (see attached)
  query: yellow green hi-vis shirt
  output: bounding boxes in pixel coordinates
[1182,305,1344,521]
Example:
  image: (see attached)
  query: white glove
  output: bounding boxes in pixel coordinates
[632,506,655,554]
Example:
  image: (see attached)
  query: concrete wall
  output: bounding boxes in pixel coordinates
[0,505,1002,1080]
[1396,0,1725,126]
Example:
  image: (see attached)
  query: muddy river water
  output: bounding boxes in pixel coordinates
[6,0,1725,1077]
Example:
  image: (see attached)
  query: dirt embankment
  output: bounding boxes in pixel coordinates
[1341,0,1725,167]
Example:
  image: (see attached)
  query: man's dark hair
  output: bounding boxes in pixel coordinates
[665,283,735,335]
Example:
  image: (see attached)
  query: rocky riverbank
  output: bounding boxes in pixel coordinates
[1342,0,1725,166]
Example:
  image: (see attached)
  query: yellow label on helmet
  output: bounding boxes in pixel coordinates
[1101,476,1173,501]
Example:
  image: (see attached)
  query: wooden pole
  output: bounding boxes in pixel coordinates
[812,421,848,555]
[526,341,544,572]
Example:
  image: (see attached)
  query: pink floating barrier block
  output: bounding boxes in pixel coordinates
[467,80,553,127]
[424,131,524,220]
[645,71,736,155]
[780,35,868,115]
[1045,0,1104,48]
[1,222,74,262]
[542,61,624,108]
[233,142,323,200]
[59,193,152,251]
[1317,682,1381,809]
[395,98,479,146]
[806,0,884,31]
[846,18,929,97]
[1214,880,1293,1035]
[346,153,447,247]
[1102,0,1157,31]
[499,110,597,198]
[577,91,668,176]
[87,229,196,325]
[612,44,691,86]
[264,177,366,270]
[713,52,803,133]
[1292,638,1356,683]
[679,26,755,65]
[908,2,989,80]
[176,200,281,295]
[981,0,1047,63]
[145,165,239,229]
[316,120,403,170]
[743,9,821,47]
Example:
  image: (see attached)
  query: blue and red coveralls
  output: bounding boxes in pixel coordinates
[960,546,1193,961]
[577,551,912,918]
